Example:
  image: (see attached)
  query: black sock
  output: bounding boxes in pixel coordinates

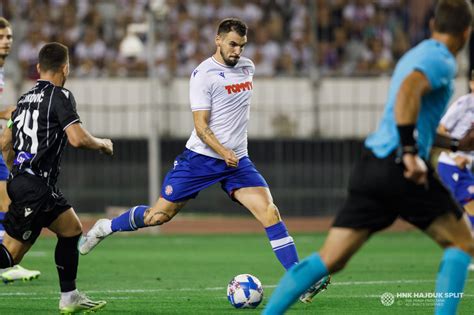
[55,234,80,292]
[0,244,14,268]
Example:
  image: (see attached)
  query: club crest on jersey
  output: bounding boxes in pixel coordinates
[22,230,32,240]
[224,81,253,94]
[219,72,225,79]
[165,185,173,196]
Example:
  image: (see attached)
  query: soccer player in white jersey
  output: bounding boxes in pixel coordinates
[0,17,41,283]
[79,18,329,302]
[437,72,474,244]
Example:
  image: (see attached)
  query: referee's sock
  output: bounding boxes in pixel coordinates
[263,253,329,315]
[435,247,470,315]
[111,205,148,232]
[265,221,299,270]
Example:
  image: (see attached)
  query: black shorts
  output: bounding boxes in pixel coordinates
[333,147,463,232]
[3,173,71,244]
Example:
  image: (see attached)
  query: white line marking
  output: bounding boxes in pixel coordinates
[25,251,47,257]
[1,279,474,297]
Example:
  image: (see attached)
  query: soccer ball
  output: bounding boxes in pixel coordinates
[227,274,264,309]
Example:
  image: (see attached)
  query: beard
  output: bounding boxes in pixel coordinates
[220,50,239,67]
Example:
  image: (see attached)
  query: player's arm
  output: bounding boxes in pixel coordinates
[435,123,470,168]
[65,123,113,156]
[193,110,238,167]
[394,70,431,184]
[433,97,473,151]
[0,105,15,120]
[1,121,14,170]
[434,124,474,151]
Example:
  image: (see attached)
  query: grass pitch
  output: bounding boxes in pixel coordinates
[1,232,473,314]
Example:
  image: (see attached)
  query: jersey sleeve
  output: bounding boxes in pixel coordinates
[189,69,212,111]
[54,89,81,130]
[414,54,455,90]
[440,96,467,131]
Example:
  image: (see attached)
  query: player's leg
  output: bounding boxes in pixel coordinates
[423,212,474,315]
[263,227,370,314]
[465,200,474,229]
[0,156,12,242]
[0,233,35,283]
[81,149,226,255]
[48,208,106,313]
[0,169,41,282]
[234,186,333,304]
[79,199,187,255]
[233,186,301,270]
[0,233,32,266]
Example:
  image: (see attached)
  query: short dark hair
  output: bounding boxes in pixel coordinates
[217,18,247,36]
[434,0,473,35]
[0,17,10,29]
[38,42,69,72]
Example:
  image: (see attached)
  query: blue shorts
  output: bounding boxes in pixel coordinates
[161,149,268,202]
[0,156,9,181]
[438,162,474,205]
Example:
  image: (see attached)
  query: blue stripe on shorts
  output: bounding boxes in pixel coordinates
[160,149,268,202]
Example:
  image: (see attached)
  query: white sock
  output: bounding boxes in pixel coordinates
[61,289,78,302]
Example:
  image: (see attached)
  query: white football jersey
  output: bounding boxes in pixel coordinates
[185,56,255,159]
[438,93,474,166]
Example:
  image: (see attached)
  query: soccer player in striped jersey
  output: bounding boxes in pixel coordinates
[264,1,474,314]
[79,18,329,302]
[0,42,112,313]
[0,17,41,283]
[436,73,474,259]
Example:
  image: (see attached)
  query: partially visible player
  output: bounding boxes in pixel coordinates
[264,1,474,314]
[79,18,329,302]
[0,16,41,283]
[0,42,112,313]
[436,73,474,234]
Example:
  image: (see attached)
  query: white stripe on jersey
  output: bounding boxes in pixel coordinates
[185,56,255,160]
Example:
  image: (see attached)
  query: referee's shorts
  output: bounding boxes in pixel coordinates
[333,147,463,233]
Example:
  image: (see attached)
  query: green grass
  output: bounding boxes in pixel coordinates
[1,232,474,314]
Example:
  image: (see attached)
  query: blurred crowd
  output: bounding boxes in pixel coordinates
[0,0,435,79]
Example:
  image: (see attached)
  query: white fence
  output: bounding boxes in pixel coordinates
[2,76,468,139]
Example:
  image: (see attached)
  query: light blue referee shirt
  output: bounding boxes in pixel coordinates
[365,39,457,160]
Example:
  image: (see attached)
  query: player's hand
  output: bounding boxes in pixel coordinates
[223,149,238,168]
[402,153,427,185]
[454,155,470,169]
[100,139,113,156]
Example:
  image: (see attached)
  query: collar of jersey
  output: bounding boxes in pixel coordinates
[37,79,54,85]
[211,56,235,68]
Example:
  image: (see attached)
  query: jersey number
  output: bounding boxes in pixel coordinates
[14,109,39,154]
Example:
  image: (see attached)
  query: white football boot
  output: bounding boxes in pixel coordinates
[78,219,113,255]
[299,275,331,303]
[59,290,106,314]
[0,265,41,283]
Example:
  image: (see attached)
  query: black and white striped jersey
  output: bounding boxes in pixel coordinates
[11,80,81,185]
